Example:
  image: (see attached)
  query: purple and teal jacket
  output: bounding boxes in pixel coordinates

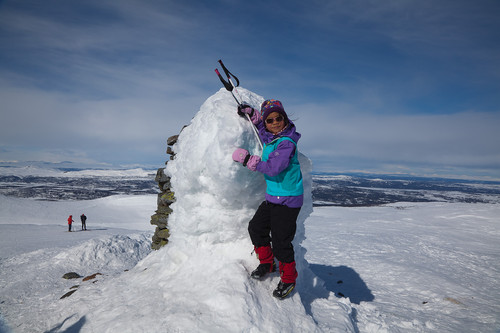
[255,119,304,208]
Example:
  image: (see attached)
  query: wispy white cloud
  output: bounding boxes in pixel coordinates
[296,101,500,176]
[0,0,499,178]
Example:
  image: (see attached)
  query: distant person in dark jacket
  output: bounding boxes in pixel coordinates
[80,214,87,231]
[68,215,74,232]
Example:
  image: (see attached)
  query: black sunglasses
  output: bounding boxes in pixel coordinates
[265,115,284,124]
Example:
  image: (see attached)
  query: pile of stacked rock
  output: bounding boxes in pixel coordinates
[150,133,180,250]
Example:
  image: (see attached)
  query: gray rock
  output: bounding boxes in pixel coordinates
[167,135,178,146]
[155,168,170,183]
[62,272,81,279]
[156,227,170,239]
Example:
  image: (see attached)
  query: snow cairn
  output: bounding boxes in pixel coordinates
[150,131,184,250]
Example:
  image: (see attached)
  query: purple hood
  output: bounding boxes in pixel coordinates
[258,119,301,145]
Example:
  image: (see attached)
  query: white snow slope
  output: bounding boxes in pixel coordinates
[0,88,499,332]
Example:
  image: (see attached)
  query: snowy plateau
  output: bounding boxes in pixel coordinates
[1,88,500,332]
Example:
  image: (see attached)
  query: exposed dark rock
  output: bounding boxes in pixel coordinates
[167,135,178,146]
[83,273,102,282]
[62,272,81,279]
[60,290,77,299]
[150,126,187,249]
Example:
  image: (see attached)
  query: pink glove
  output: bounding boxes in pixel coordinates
[232,148,249,164]
[246,155,261,171]
[232,148,260,171]
[247,111,261,125]
[237,104,254,116]
[237,104,260,125]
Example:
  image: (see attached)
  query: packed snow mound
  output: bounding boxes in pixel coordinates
[1,233,151,279]
[0,232,152,333]
[53,234,152,270]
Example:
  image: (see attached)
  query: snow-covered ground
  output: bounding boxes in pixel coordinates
[1,198,499,332]
[304,203,500,332]
[1,88,499,332]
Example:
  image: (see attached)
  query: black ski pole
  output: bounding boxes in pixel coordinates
[215,65,241,106]
[215,60,263,149]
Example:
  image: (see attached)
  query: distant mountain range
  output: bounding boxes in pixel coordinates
[312,173,500,206]
[1,167,498,206]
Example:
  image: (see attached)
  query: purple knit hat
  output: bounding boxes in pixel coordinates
[260,99,288,122]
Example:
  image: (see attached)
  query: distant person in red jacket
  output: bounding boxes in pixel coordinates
[68,215,74,232]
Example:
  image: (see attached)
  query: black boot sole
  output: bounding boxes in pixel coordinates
[272,283,295,299]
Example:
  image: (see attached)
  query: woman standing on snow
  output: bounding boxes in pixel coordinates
[232,99,303,299]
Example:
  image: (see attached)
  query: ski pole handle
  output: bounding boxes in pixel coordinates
[218,60,240,87]
[219,60,244,106]
[215,69,233,92]
[214,60,263,150]
[215,67,241,105]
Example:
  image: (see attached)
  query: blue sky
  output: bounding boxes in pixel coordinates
[1,0,499,180]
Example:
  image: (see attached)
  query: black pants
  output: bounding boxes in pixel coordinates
[248,201,301,263]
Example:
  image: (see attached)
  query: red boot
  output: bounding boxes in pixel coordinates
[278,261,297,284]
[251,246,276,279]
[254,245,274,264]
[273,261,297,299]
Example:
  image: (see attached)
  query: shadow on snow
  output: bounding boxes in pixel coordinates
[309,264,374,305]
[45,315,86,333]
